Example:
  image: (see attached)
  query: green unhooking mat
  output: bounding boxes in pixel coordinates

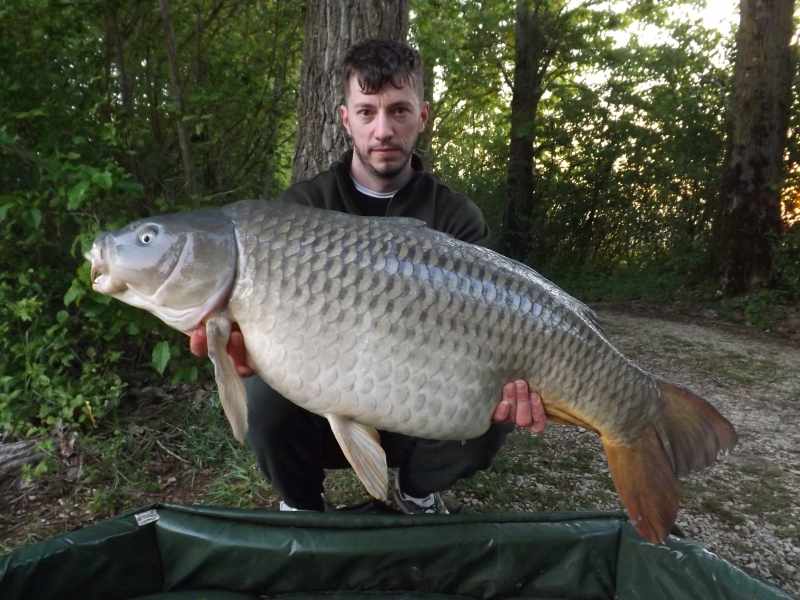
[0,503,793,600]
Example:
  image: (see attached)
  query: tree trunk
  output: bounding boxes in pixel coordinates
[158,0,198,206]
[501,2,556,261]
[710,0,795,295]
[145,45,164,214]
[104,9,146,194]
[105,11,133,116]
[291,0,408,183]
[416,55,436,172]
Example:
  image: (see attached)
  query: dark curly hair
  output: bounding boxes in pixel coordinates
[342,39,424,103]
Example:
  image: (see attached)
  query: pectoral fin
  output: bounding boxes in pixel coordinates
[206,315,249,443]
[326,414,388,500]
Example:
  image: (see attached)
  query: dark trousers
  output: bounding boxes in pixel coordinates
[244,375,511,511]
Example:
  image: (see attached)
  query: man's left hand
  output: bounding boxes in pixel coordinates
[492,380,547,434]
[189,323,254,378]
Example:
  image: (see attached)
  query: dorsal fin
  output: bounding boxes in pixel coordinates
[379,216,427,229]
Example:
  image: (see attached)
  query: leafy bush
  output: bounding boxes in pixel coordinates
[0,0,302,440]
[772,223,800,300]
[0,272,123,434]
[0,143,205,437]
[536,236,708,304]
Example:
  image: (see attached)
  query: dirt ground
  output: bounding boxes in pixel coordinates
[1,305,799,596]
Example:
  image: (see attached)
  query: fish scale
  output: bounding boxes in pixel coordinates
[223,200,652,441]
[86,198,737,543]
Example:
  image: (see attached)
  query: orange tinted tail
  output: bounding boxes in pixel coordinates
[603,378,737,543]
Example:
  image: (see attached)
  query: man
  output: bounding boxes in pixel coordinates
[191,39,546,513]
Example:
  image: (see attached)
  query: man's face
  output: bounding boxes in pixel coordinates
[340,77,429,185]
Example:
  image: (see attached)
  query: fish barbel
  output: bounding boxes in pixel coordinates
[85,200,737,542]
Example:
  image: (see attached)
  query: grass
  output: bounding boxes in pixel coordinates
[657,334,696,350]
[1,387,623,553]
[647,335,785,387]
[0,521,68,554]
[709,353,783,386]
[0,384,280,553]
[742,466,793,516]
[553,444,596,473]
[447,427,622,514]
[775,522,799,545]
[202,464,270,508]
[324,469,372,508]
[699,492,746,525]
[612,325,787,390]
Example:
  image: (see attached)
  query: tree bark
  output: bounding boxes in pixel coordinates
[416,55,436,172]
[158,0,198,206]
[291,0,408,183]
[710,0,795,294]
[105,10,134,116]
[501,2,557,261]
[104,9,147,193]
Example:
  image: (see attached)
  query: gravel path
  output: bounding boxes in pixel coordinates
[601,309,800,596]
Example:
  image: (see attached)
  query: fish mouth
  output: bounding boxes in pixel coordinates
[85,242,128,295]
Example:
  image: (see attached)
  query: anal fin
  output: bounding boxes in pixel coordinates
[544,404,599,433]
[326,414,388,501]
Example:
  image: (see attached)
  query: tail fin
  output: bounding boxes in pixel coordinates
[602,378,737,543]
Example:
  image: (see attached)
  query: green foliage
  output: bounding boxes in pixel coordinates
[410,0,515,232]
[0,270,124,435]
[546,256,701,304]
[411,1,736,306]
[0,0,300,437]
[0,139,141,435]
[80,390,268,519]
[772,224,800,299]
[529,17,728,286]
[152,342,173,376]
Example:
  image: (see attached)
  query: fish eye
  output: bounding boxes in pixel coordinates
[138,226,158,244]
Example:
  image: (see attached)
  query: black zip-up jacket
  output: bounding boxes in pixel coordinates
[276,150,491,247]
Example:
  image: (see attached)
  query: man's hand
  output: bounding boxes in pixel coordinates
[189,323,254,377]
[492,380,547,434]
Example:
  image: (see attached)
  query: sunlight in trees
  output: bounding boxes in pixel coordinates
[783,162,800,227]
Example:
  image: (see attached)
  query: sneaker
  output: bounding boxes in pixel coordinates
[393,471,449,515]
[279,494,328,512]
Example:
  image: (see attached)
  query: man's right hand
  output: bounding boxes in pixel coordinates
[189,323,254,377]
[493,381,547,434]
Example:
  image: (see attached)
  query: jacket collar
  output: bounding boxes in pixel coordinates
[331,149,427,216]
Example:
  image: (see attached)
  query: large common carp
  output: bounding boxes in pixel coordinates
[86,200,737,543]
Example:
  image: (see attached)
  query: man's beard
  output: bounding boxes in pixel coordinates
[353,144,413,181]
